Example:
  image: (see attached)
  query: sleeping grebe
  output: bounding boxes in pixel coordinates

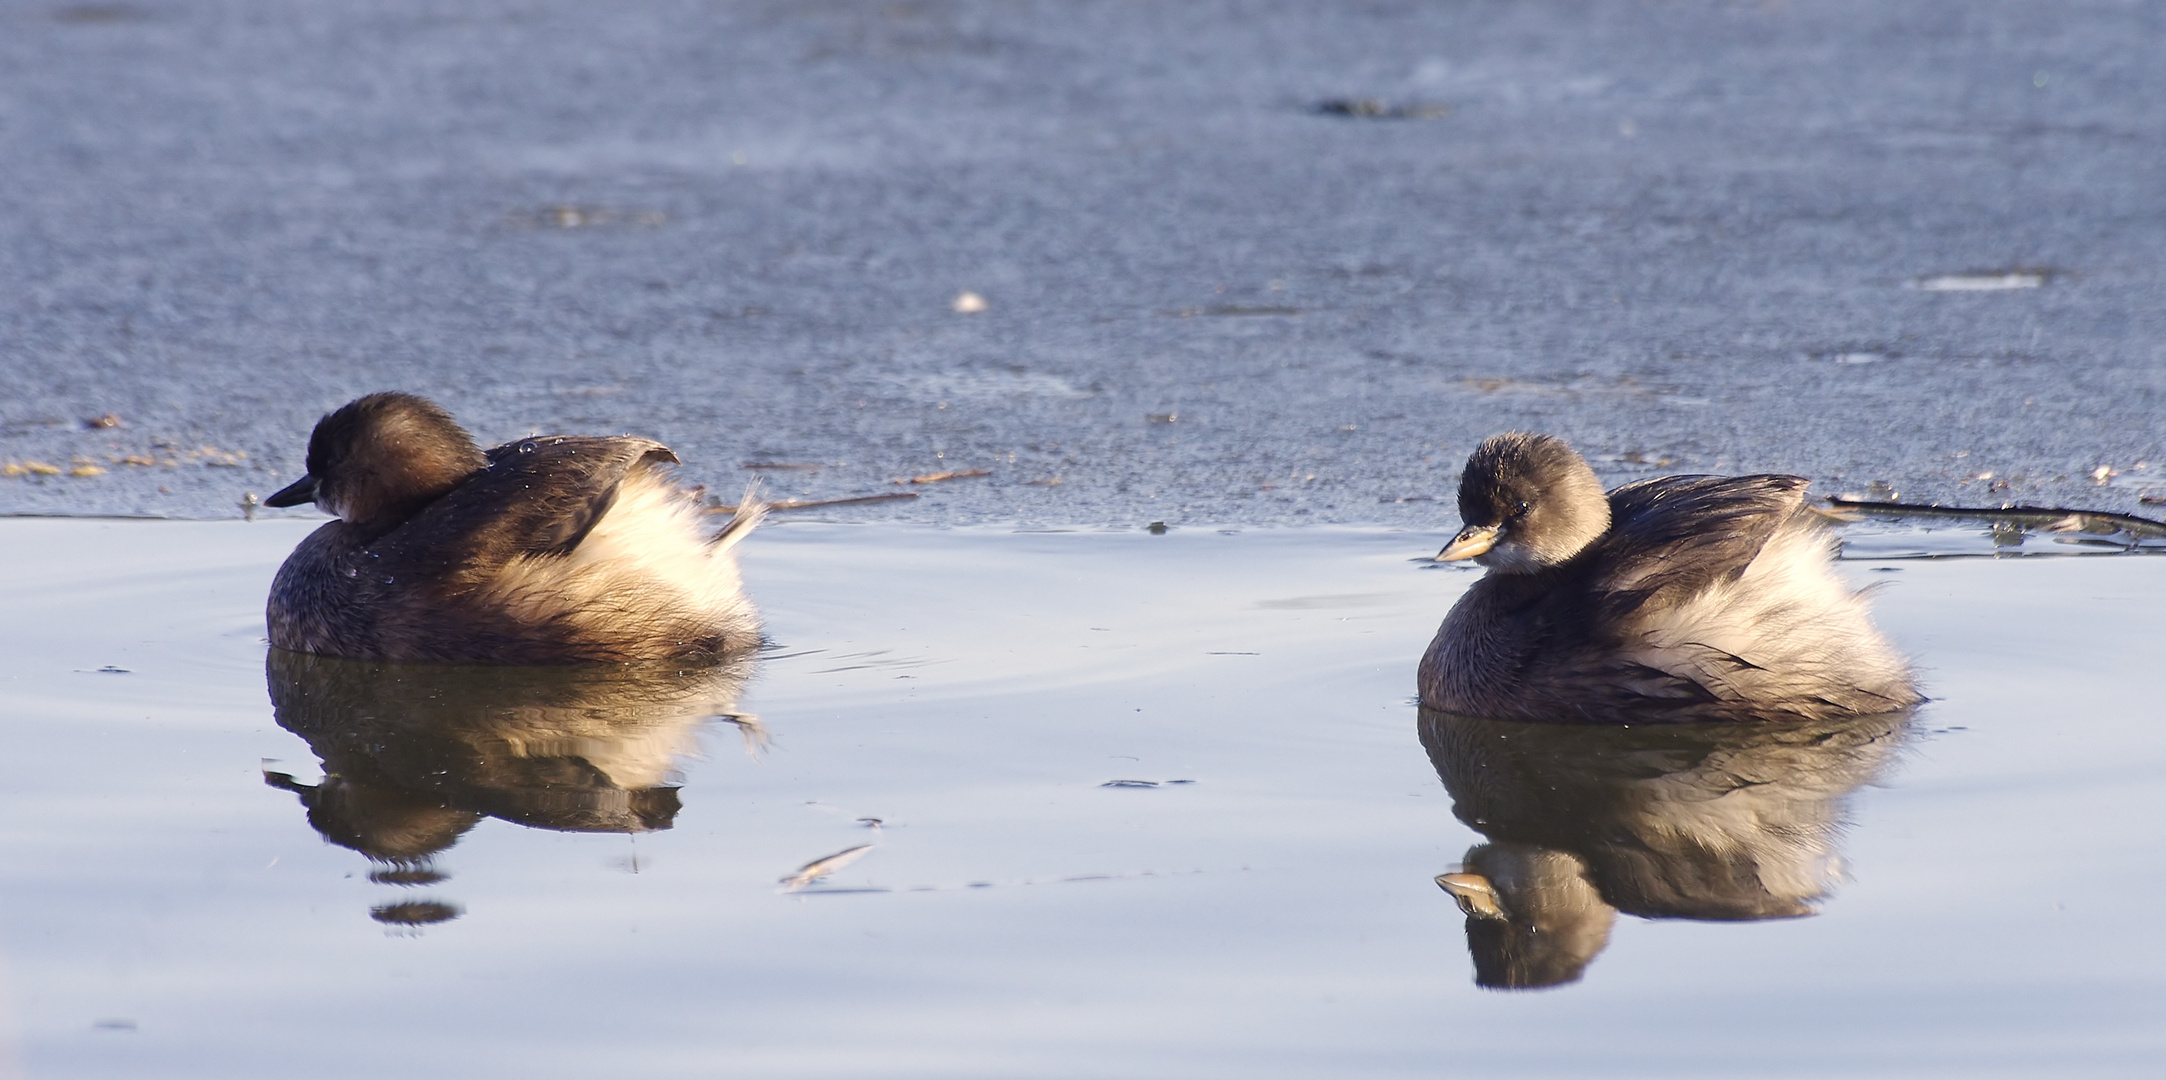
[264,392,762,664]
[1417,432,1917,722]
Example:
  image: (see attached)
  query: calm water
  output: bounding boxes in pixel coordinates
[0,519,2159,1078]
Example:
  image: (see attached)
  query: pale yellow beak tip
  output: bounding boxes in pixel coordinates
[1435,527,1498,563]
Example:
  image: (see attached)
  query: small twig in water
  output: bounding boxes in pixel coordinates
[1825,496,2166,539]
[894,469,990,485]
[708,492,920,514]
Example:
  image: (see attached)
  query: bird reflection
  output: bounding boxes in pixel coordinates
[1419,705,1910,990]
[262,647,758,925]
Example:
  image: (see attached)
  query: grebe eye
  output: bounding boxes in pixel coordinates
[1511,501,1531,519]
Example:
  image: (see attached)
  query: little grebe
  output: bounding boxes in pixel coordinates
[1418,432,1917,722]
[265,392,762,664]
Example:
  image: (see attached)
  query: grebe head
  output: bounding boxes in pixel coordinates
[1437,432,1610,573]
[264,393,487,530]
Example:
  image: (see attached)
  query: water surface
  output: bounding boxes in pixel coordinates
[0,520,2159,1078]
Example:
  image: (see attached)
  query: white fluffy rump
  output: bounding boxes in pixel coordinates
[466,664,748,788]
[1621,520,1909,710]
[475,472,760,657]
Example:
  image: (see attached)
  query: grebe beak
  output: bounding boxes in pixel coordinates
[264,474,320,508]
[1435,524,1499,562]
[1436,872,1506,918]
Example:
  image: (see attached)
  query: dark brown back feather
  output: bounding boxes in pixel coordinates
[366,436,679,584]
[1448,474,1815,719]
[1586,474,1810,625]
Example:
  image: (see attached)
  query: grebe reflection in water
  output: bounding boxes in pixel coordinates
[262,648,758,925]
[1420,706,1912,990]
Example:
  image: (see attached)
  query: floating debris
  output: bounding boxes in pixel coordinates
[774,492,919,510]
[1314,98,1451,120]
[1826,496,2166,541]
[83,413,123,429]
[779,843,875,892]
[952,291,989,314]
[68,459,106,477]
[1147,521,1169,535]
[514,205,667,230]
[741,462,823,471]
[1832,351,1889,365]
[1912,271,2047,292]
[1146,413,1178,424]
[708,492,920,514]
[1102,780,1160,788]
[896,469,989,485]
[3,461,62,476]
[94,446,249,470]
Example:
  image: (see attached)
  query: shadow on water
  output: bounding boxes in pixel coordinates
[1418,706,1912,991]
[261,648,760,927]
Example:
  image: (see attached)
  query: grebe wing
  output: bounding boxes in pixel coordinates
[1589,474,1811,622]
[370,436,679,577]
